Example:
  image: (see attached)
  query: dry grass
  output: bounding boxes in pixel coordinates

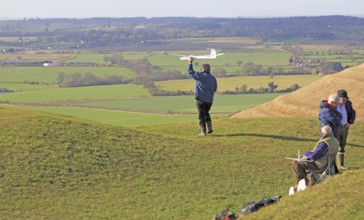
[232,64,364,120]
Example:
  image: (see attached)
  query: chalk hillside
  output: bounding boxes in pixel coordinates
[231,63,364,120]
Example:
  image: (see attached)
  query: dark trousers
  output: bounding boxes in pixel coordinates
[337,125,349,153]
[291,160,319,185]
[196,99,212,126]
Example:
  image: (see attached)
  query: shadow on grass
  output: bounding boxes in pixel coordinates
[348,143,364,148]
[213,133,316,142]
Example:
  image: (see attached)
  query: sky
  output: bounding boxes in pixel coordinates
[1,0,364,19]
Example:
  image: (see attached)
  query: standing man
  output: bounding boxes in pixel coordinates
[188,57,217,136]
[318,93,342,138]
[336,89,356,169]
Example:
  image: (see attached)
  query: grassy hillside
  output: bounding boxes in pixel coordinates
[72,94,282,114]
[244,169,364,219]
[0,106,363,219]
[232,63,364,120]
[21,106,197,127]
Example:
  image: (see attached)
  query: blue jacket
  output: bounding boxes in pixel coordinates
[304,141,328,160]
[188,64,217,103]
[318,100,342,137]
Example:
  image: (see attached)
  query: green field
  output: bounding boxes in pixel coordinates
[63,93,283,114]
[0,83,53,91]
[67,53,107,64]
[146,51,292,74]
[156,75,322,92]
[122,52,152,60]
[0,84,149,103]
[11,93,282,127]
[0,66,136,83]
[0,52,75,61]
[0,45,322,128]
[1,107,363,219]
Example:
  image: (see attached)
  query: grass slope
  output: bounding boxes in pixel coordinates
[22,106,197,127]
[0,106,363,219]
[73,94,282,114]
[246,169,364,219]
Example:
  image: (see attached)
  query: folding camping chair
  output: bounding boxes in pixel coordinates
[306,156,336,185]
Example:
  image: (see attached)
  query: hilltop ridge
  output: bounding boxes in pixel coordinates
[231,63,364,120]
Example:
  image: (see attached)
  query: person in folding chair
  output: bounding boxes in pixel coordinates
[291,125,339,187]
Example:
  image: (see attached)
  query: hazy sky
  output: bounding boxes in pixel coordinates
[1,0,364,19]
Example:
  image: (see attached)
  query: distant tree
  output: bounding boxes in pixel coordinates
[236,60,243,66]
[240,84,248,93]
[320,62,343,74]
[311,68,319,75]
[288,84,300,91]
[103,55,111,66]
[267,81,278,93]
[268,66,274,78]
[214,68,227,77]
[332,62,344,72]
[288,57,294,65]
[57,72,65,84]
[244,62,262,75]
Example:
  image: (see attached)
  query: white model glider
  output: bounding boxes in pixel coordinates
[167,49,224,60]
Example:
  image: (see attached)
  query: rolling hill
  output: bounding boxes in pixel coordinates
[231,63,364,120]
[1,106,364,219]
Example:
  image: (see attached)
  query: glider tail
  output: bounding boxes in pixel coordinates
[209,49,224,58]
[210,49,217,58]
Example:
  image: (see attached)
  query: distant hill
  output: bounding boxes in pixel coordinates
[231,64,364,120]
[1,16,364,49]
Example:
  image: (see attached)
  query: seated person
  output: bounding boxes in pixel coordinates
[291,125,339,186]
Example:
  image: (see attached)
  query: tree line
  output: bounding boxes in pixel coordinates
[220,82,300,95]
[57,72,130,87]
[56,54,188,88]
[1,16,364,49]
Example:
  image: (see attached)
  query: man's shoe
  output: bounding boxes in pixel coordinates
[288,186,296,195]
[198,132,206,136]
[297,179,307,192]
[338,165,347,170]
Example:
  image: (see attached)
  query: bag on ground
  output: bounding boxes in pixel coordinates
[240,195,281,215]
[213,208,238,220]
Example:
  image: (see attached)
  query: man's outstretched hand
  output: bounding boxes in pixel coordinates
[188,57,193,64]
